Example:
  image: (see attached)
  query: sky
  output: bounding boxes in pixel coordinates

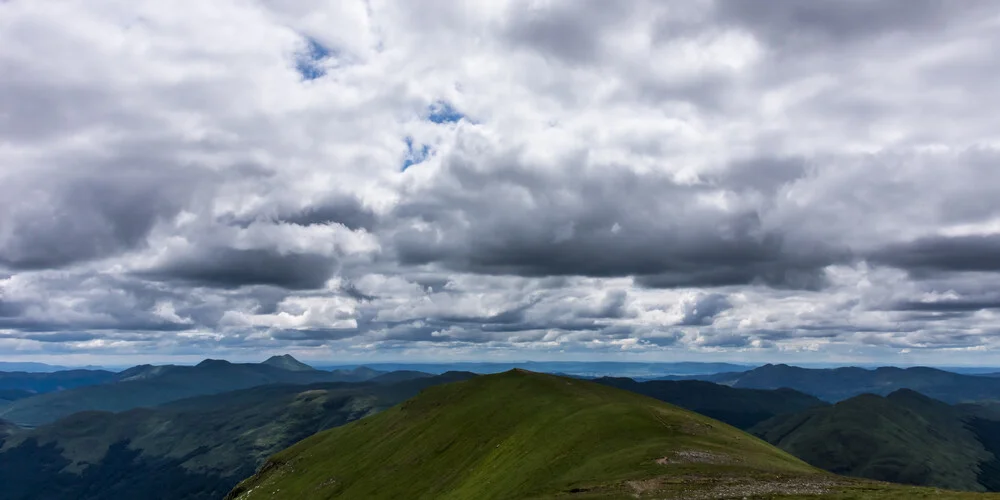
[2,0,1000,366]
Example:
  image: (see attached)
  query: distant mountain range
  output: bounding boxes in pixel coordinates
[0,356,388,426]
[0,370,119,397]
[674,363,1000,403]
[317,361,754,378]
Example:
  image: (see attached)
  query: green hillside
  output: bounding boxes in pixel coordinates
[228,370,996,499]
[752,389,1000,492]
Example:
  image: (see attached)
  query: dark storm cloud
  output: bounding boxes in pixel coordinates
[390,155,846,288]
[870,235,1000,274]
[139,248,338,290]
[0,161,215,270]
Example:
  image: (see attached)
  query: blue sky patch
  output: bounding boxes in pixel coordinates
[427,101,464,124]
[296,37,331,81]
[401,136,432,171]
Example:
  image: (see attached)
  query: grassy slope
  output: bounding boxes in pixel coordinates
[229,370,998,500]
[752,389,992,492]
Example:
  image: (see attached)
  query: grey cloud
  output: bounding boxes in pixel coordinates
[502,0,638,64]
[19,332,100,343]
[279,199,378,231]
[226,196,378,232]
[270,328,361,342]
[0,161,215,270]
[139,248,339,290]
[714,0,959,46]
[870,235,1000,274]
[339,280,377,302]
[390,154,845,289]
[697,333,755,348]
[715,156,808,196]
[678,293,732,326]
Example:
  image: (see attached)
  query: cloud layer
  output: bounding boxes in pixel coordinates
[2,0,1000,364]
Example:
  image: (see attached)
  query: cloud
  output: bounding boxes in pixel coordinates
[678,293,732,326]
[870,235,1000,274]
[2,0,1000,363]
[139,248,339,290]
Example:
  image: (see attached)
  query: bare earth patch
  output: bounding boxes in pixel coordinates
[625,474,842,499]
[656,450,738,465]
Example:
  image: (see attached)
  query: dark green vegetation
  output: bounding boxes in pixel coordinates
[752,389,1000,492]
[594,377,826,429]
[229,370,998,499]
[0,369,118,395]
[0,357,386,426]
[685,363,1000,403]
[0,372,474,500]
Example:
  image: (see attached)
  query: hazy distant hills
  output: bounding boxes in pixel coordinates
[229,370,985,500]
[594,377,827,429]
[752,389,1000,492]
[0,356,387,426]
[0,370,119,397]
[679,363,1000,403]
[0,371,473,500]
[319,361,753,378]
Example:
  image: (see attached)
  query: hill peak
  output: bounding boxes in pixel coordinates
[196,359,232,368]
[261,354,314,372]
[229,370,820,499]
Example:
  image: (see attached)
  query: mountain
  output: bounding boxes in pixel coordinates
[261,354,315,371]
[367,370,433,384]
[0,369,119,396]
[0,372,476,500]
[593,377,827,429]
[227,370,977,500]
[752,389,1000,492]
[685,363,1000,403]
[0,362,79,373]
[328,366,384,381]
[0,357,381,426]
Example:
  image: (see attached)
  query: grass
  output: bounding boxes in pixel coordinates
[229,370,999,499]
